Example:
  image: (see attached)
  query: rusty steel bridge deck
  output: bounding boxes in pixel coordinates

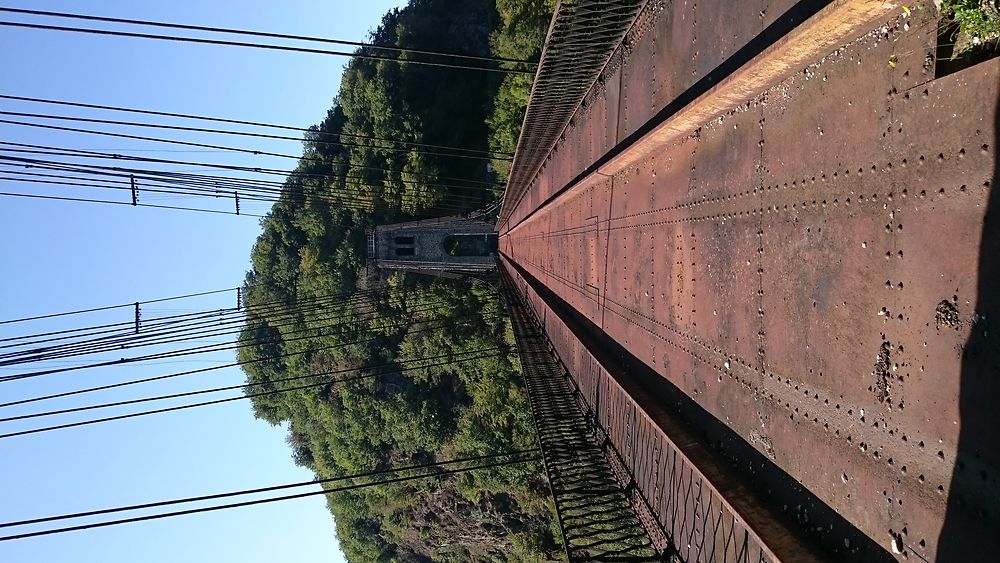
[499,1,999,561]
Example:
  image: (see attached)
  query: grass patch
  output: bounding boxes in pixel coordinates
[940,0,1000,54]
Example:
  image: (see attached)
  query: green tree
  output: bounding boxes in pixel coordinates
[237,1,560,560]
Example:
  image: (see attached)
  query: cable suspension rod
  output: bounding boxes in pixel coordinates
[0,118,504,165]
[0,452,541,542]
[0,19,535,74]
[0,352,505,439]
[0,349,502,424]
[0,7,537,65]
[0,296,449,366]
[0,319,485,409]
[0,140,506,187]
[0,312,481,382]
[0,286,238,325]
[0,98,513,158]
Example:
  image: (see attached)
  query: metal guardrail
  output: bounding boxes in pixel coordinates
[501,255,825,562]
[503,273,664,562]
[498,0,647,227]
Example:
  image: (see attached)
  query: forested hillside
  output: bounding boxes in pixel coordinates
[237,1,557,560]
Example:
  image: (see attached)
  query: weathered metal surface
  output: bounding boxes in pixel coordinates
[501,2,1000,560]
[503,256,829,562]
[502,0,902,234]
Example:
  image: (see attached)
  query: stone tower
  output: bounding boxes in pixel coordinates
[366,216,497,275]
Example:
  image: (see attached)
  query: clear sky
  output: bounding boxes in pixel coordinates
[0,1,405,561]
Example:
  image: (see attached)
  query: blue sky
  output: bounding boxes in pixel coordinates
[0,1,405,561]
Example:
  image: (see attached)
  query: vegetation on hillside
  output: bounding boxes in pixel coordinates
[940,0,1000,55]
[237,1,557,560]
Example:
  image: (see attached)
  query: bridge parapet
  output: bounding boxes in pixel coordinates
[498,0,647,230]
[502,256,831,563]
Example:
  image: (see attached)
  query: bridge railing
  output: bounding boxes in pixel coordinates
[501,255,830,562]
[502,269,665,561]
[497,0,648,229]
